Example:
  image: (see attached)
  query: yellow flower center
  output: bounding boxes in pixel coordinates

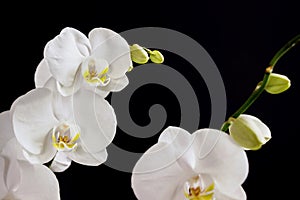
[82,57,110,86]
[184,175,215,200]
[52,123,80,151]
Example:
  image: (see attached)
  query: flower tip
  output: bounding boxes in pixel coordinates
[265,73,291,94]
[150,50,164,64]
[130,44,149,64]
[229,114,271,150]
[127,65,134,72]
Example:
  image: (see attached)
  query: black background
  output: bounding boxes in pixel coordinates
[1,0,300,199]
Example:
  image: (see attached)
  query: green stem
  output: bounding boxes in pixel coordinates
[143,47,154,54]
[221,34,300,132]
[269,34,300,67]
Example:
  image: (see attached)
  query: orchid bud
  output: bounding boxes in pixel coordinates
[265,73,291,94]
[229,114,271,150]
[150,50,164,64]
[130,44,149,64]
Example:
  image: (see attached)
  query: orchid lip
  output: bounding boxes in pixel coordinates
[184,175,215,200]
[82,56,110,87]
[52,122,80,151]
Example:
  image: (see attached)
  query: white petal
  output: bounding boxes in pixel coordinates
[44,27,90,87]
[22,133,57,164]
[72,89,117,153]
[98,75,129,92]
[132,148,191,200]
[93,88,110,98]
[215,186,246,200]
[192,129,249,197]
[15,161,60,200]
[1,138,27,163]
[134,126,194,173]
[132,127,249,200]
[92,75,129,98]
[23,145,56,164]
[57,80,77,97]
[0,156,8,199]
[68,144,107,166]
[6,159,21,192]
[11,88,59,155]
[88,28,119,50]
[42,75,82,97]
[50,151,72,172]
[56,69,82,96]
[79,71,120,98]
[34,59,52,88]
[132,127,195,200]
[51,90,74,121]
[0,111,14,150]
[89,28,132,79]
[0,139,23,193]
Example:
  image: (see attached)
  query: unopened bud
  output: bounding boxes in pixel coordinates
[130,44,149,64]
[229,114,271,150]
[265,73,291,94]
[150,50,164,64]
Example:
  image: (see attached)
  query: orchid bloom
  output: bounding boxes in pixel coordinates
[35,27,132,97]
[0,111,60,199]
[132,126,249,200]
[10,85,116,172]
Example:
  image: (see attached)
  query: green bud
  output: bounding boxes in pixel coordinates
[229,114,271,150]
[149,50,164,64]
[265,73,291,94]
[130,44,149,64]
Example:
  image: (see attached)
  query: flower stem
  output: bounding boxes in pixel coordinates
[221,34,300,132]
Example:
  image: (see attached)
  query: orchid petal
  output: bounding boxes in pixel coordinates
[132,146,190,200]
[56,68,82,96]
[133,126,194,173]
[41,77,57,92]
[51,91,74,122]
[11,88,58,155]
[34,59,52,88]
[72,89,117,153]
[192,129,248,198]
[44,27,90,87]
[22,133,57,164]
[98,75,129,92]
[89,28,132,79]
[90,75,129,98]
[93,89,110,98]
[132,127,195,200]
[0,156,8,199]
[6,158,21,192]
[68,144,107,166]
[15,161,60,200]
[50,151,72,172]
[132,127,248,200]
[44,75,82,97]
[215,186,246,200]
[1,139,28,193]
[0,111,14,150]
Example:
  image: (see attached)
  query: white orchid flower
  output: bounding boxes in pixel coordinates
[0,111,60,200]
[10,86,116,172]
[132,126,249,200]
[35,27,132,97]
